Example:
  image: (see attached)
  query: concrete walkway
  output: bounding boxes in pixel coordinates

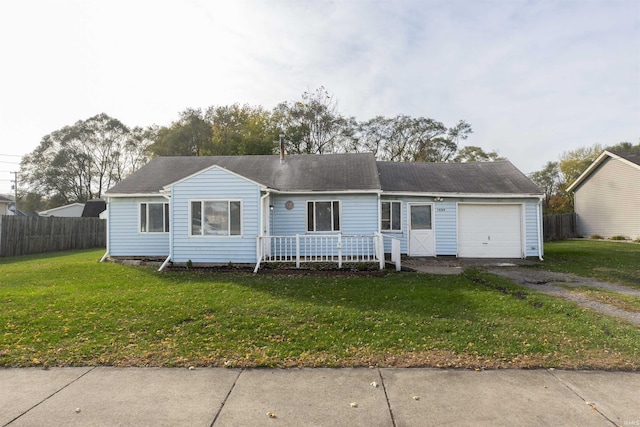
[1,367,638,426]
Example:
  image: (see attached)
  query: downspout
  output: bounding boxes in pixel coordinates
[254,191,271,273]
[99,197,110,262]
[536,198,544,261]
[158,192,172,271]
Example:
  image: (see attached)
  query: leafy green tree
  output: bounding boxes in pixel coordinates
[207,104,278,155]
[452,145,503,163]
[352,116,473,162]
[558,144,603,189]
[529,161,562,213]
[606,141,640,151]
[273,86,349,154]
[147,108,213,156]
[21,113,149,203]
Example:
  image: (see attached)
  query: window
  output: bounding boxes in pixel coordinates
[191,200,241,236]
[381,201,401,232]
[307,201,340,232]
[140,202,169,232]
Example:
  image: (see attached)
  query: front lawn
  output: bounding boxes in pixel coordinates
[1,249,639,369]
[535,240,640,288]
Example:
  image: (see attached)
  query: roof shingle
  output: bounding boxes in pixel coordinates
[106,153,542,196]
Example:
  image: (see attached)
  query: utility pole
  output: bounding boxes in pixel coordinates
[10,171,17,215]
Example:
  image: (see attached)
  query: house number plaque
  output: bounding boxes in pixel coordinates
[285,201,294,210]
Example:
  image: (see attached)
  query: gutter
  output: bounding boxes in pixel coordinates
[158,192,173,271]
[536,199,544,261]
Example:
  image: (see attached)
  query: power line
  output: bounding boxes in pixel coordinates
[0,161,20,164]
[0,154,23,157]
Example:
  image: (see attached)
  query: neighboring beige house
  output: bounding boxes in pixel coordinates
[567,150,640,240]
[38,202,86,217]
[0,196,12,215]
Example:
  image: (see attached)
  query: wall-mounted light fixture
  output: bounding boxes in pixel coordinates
[269,204,275,211]
[434,197,444,202]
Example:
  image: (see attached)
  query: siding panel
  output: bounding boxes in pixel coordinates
[170,167,261,263]
[108,197,170,256]
[574,158,640,239]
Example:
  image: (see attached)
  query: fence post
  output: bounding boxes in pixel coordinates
[392,238,401,271]
[375,233,384,270]
[337,234,342,268]
[296,234,300,268]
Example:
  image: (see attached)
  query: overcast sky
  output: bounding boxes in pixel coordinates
[0,0,638,195]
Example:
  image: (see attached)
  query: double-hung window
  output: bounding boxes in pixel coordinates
[307,201,340,232]
[191,200,241,236]
[381,201,401,232]
[140,202,169,233]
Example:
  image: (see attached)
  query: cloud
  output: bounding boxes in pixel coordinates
[0,0,637,194]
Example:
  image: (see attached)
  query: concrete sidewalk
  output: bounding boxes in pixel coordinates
[1,368,638,426]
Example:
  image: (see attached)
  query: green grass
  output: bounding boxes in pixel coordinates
[534,240,640,288]
[1,249,639,369]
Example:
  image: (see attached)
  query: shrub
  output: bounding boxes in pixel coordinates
[590,234,603,240]
[609,235,628,241]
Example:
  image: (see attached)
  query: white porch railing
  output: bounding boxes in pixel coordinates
[254,233,400,272]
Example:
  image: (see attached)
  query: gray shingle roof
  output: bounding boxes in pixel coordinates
[377,160,542,194]
[610,150,640,166]
[106,153,380,194]
[106,154,542,196]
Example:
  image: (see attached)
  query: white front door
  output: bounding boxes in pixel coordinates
[408,203,435,256]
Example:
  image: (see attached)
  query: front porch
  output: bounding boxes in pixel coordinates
[254,233,401,272]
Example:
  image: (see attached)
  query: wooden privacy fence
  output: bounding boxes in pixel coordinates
[543,213,576,241]
[0,216,106,257]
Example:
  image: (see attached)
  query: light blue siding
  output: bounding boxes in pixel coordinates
[108,197,170,256]
[270,194,379,257]
[380,197,542,258]
[380,196,456,255]
[525,202,542,257]
[170,167,261,264]
[271,194,378,235]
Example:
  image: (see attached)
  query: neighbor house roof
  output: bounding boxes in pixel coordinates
[0,195,12,203]
[106,153,543,196]
[82,200,107,217]
[377,160,542,194]
[567,150,640,192]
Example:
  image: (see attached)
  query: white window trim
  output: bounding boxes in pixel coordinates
[189,199,243,238]
[305,200,342,233]
[380,200,402,233]
[139,202,169,233]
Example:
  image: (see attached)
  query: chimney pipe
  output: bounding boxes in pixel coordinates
[279,134,285,164]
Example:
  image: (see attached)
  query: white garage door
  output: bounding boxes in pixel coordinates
[458,204,523,258]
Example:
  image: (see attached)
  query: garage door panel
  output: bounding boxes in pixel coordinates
[458,204,522,258]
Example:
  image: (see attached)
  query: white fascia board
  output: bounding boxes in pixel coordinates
[38,202,85,215]
[162,164,267,192]
[104,193,167,198]
[268,189,381,195]
[566,150,640,192]
[566,151,610,192]
[380,191,544,200]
